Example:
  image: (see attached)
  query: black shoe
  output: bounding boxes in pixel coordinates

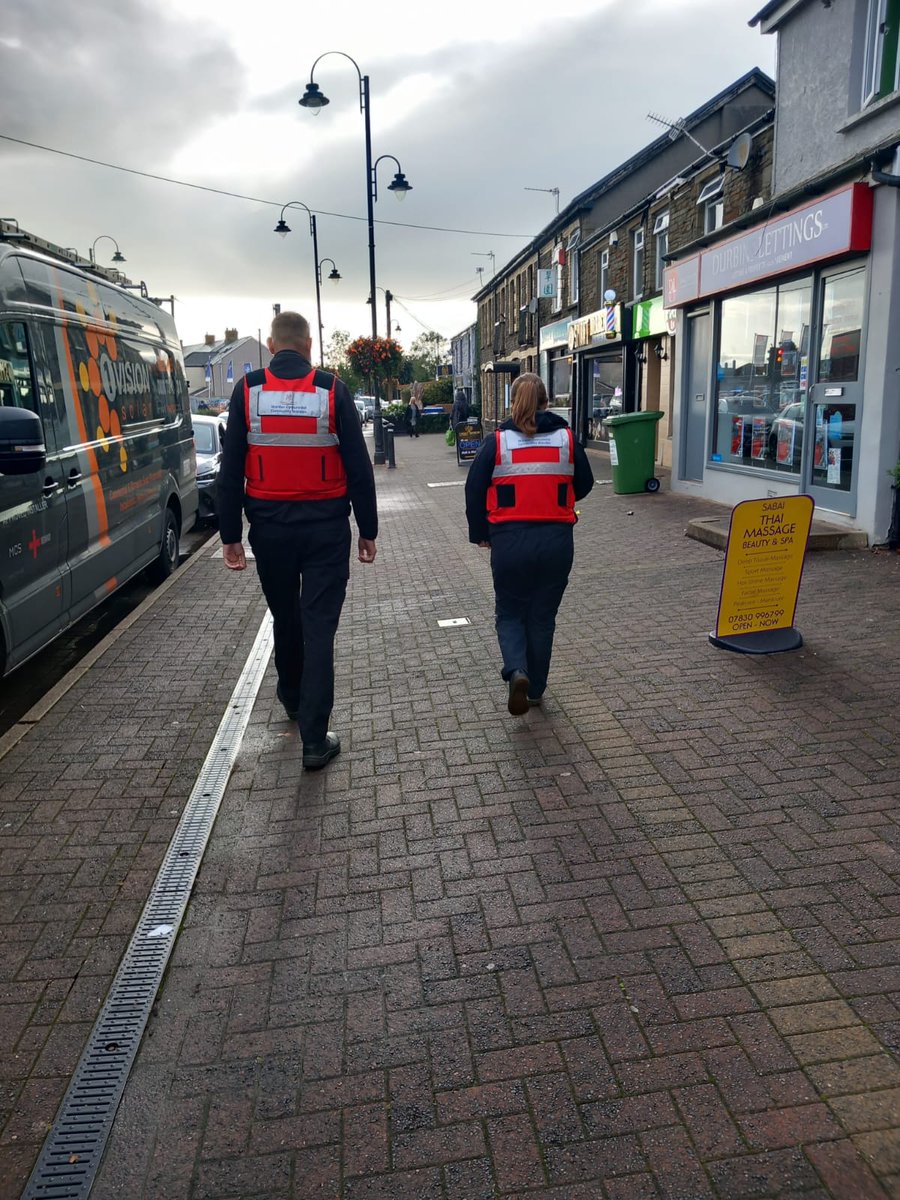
[507,671,530,716]
[303,732,341,771]
[276,683,299,721]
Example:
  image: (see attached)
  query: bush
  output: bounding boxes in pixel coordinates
[422,378,453,407]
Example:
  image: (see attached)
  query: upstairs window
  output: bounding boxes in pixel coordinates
[599,248,610,304]
[863,0,900,104]
[632,227,645,300]
[653,211,669,290]
[698,175,724,234]
[567,231,581,306]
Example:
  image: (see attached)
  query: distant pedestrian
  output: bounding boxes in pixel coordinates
[405,398,420,438]
[451,388,469,429]
[465,372,594,714]
[218,311,378,770]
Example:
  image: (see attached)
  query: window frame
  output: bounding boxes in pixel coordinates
[599,248,610,305]
[653,211,670,291]
[632,227,645,301]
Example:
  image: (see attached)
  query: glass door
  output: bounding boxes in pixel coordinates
[806,265,866,514]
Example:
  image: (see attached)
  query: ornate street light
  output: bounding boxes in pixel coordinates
[299,51,413,464]
[89,235,126,266]
[273,200,338,367]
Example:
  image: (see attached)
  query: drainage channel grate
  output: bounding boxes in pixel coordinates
[22,612,274,1200]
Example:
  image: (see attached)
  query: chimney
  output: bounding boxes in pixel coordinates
[224,328,238,343]
[204,333,216,346]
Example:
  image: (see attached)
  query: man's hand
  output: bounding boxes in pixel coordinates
[222,542,247,570]
[477,541,490,549]
[358,538,377,564]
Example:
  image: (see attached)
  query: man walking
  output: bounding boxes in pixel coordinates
[218,311,377,770]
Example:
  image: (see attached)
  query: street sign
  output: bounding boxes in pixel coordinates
[538,268,556,298]
[710,495,814,654]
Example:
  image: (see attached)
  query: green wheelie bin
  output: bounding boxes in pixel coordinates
[606,410,664,494]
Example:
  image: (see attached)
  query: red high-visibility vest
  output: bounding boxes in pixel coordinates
[487,427,577,524]
[243,368,347,501]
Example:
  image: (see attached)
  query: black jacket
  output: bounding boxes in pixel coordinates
[464,411,594,544]
[217,350,378,544]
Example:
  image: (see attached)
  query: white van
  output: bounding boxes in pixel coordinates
[0,245,198,676]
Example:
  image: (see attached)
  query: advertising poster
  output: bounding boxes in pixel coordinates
[730,416,745,458]
[713,495,815,643]
[456,421,484,463]
[751,417,767,460]
[813,424,827,471]
[827,447,842,484]
[776,422,795,466]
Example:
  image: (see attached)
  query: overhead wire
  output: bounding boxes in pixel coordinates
[0,133,535,240]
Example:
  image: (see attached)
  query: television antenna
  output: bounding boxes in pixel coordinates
[524,186,560,215]
[471,251,495,277]
[647,111,718,161]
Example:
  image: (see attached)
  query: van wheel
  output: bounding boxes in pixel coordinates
[149,507,179,582]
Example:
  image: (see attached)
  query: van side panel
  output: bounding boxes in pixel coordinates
[0,248,198,675]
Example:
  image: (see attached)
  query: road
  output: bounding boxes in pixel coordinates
[0,523,215,737]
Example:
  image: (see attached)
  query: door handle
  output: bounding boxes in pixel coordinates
[67,470,83,489]
[42,478,60,497]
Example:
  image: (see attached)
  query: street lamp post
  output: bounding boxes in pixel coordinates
[274,201,338,368]
[299,53,412,465]
[89,235,126,266]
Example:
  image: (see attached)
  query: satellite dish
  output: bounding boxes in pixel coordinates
[528,297,538,314]
[727,131,753,171]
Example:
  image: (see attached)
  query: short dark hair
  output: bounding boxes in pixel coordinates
[271,311,310,349]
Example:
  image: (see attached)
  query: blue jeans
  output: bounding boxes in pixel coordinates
[490,524,574,698]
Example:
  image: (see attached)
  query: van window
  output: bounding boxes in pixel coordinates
[0,322,37,413]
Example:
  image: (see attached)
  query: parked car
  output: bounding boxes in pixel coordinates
[193,414,225,523]
[356,395,377,421]
[353,398,367,424]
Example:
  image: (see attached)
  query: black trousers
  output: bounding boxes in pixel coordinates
[248,517,351,745]
[489,523,574,698]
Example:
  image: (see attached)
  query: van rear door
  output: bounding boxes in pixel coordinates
[0,321,68,672]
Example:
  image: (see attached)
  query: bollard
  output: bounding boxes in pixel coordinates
[384,422,396,469]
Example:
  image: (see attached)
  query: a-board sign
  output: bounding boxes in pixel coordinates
[710,495,814,654]
[456,420,484,463]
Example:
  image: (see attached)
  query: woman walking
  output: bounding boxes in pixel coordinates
[465,373,594,714]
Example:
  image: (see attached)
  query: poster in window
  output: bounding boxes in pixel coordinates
[776,421,795,466]
[730,416,745,457]
[827,447,841,484]
[813,423,827,471]
[751,416,767,459]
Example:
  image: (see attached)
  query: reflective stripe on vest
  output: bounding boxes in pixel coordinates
[487,427,576,524]
[243,369,347,501]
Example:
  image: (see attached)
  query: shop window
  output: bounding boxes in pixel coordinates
[698,175,724,234]
[653,212,669,291]
[632,228,644,300]
[588,352,623,439]
[819,268,865,382]
[710,278,812,473]
[599,248,610,305]
[863,0,900,105]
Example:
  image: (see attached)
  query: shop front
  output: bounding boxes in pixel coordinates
[631,296,676,467]
[539,318,573,421]
[665,182,875,524]
[568,304,632,443]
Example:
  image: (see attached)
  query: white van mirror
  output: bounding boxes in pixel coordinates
[0,406,47,474]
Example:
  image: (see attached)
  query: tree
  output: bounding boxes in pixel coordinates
[324,329,365,394]
[407,331,449,380]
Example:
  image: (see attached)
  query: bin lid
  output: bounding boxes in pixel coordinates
[606,410,664,425]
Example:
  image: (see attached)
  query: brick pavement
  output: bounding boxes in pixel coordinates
[2,431,899,1199]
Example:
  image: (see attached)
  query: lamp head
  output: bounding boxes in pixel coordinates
[111,249,126,263]
[299,82,329,110]
[274,219,291,238]
[327,267,341,283]
[387,171,412,201]
[603,288,617,304]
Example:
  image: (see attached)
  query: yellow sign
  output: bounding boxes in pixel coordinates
[715,495,814,640]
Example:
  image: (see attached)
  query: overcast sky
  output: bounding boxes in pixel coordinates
[1,0,773,360]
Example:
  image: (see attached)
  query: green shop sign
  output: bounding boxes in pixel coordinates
[632,296,667,339]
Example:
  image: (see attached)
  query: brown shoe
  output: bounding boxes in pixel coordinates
[507,671,530,716]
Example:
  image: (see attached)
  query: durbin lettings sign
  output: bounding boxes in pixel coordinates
[663,183,873,307]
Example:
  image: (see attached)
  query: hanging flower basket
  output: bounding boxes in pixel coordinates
[347,336,404,383]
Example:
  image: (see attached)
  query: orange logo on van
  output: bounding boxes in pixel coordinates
[74,293,128,473]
